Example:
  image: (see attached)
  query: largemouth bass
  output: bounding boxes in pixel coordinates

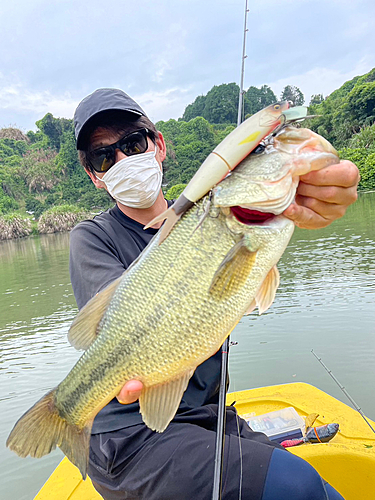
[7,127,339,479]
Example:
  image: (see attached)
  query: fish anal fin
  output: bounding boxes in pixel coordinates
[255,265,280,315]
[68,276,122,350]
[209,238,257,299]
[6,389,92,479]
[139,371,193,432]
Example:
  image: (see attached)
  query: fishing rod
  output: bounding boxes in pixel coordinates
[237,0,249,126]
[212,336,230,500]
[311,350,375,434]
[213,3,250,497]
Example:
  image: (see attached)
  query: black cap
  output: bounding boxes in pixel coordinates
[74,88,147,150]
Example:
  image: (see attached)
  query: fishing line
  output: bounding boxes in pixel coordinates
[311,350,375,434]
[235,412,243,500]
[212,337,230,500]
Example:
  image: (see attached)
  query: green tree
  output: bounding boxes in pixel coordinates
[306,68,375,147]
[345,81,375,127]
[182,83,239,124]
[339,147,375,190]
[157,116,226,186]
[244,85,277,116]
[183,96,206,122]
[280,85,305,106]
[165,184,186,200]
[309,94,324,107]
[35,114,73,150]
[0,189,18,214]
[349,123,375,149]
[203,83,239,123]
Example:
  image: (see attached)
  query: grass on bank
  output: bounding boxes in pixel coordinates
[0,205,91,240]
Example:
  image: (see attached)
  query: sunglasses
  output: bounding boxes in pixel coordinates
[88,128,150,173]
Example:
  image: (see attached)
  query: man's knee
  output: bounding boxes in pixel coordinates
[262,448,333,500]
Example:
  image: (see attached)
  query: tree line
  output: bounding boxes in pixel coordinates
[0,69,374,227]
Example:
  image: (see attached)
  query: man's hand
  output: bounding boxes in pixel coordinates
[283,160,360,229]
[117,380,143,404]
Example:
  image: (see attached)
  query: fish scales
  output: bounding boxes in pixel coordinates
[7,126,339,479]
[57,201,290,425]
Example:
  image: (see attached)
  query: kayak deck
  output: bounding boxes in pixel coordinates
[230,382,375,500]
[34,382,375,500]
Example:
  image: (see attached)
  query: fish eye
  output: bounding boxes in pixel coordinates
[274,104,280,110]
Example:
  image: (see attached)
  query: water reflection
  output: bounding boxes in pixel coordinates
[0,233,80,500]
[229,192,375,425]
[0,233,77,331]
[0,194,374,499]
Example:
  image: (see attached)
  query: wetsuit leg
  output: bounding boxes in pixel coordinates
[262,448,344,500]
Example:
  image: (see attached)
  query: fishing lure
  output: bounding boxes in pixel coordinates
[145,101,301,242]
[281,413,339,448]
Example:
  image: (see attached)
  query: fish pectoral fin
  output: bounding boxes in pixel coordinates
[244,299,257,316]
[255,265,280,315]
[68,276,122,350]
[139,371,194,433]
[209,238,258,298]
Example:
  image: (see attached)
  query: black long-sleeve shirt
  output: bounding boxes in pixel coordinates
[69,204,222,434]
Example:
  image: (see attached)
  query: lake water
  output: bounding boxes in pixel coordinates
[1,193,374,500]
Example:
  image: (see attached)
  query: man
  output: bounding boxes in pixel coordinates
[71,88,359,499]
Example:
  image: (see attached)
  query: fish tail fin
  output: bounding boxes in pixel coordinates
[6,389,92,479]
[144,206,181,243]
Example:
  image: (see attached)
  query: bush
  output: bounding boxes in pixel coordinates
[18,149,60,193]
[25,196,46,218]
[0,213,32,240]
[37,205,91,234]
[0,128,29,142]
[165,184,186,200]
[339,147,375,191]
[0,189,18,214]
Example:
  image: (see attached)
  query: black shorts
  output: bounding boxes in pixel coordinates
[88,405,284,500]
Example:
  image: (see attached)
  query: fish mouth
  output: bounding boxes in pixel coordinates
[231,206,276,225]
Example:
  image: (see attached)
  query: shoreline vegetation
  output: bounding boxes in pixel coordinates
[1,69,374,241]
[0,205,91,241]
[0,188,372,242]
[0,184,186,241]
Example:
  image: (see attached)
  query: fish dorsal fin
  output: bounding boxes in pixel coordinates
[209,238,257,299]
[305,412,319,432]
[139,371,194,432]
[255,265,280,315]
[68,276,122,350]
[144,206,180,244]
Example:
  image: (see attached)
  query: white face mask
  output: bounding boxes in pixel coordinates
[99,146,163,209]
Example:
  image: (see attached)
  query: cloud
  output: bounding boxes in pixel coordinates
[0,74,80,130]
[135,87,195,123]
[0,75,79,127]
[0,0,374,131]
[267,55,374,104]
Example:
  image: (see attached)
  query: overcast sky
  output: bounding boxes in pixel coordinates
[0,0,374,132]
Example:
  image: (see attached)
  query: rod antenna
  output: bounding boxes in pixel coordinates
[237,0,249,126]
[311,350,375,434]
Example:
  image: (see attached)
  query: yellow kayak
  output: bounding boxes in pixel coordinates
[34,382,375,500]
